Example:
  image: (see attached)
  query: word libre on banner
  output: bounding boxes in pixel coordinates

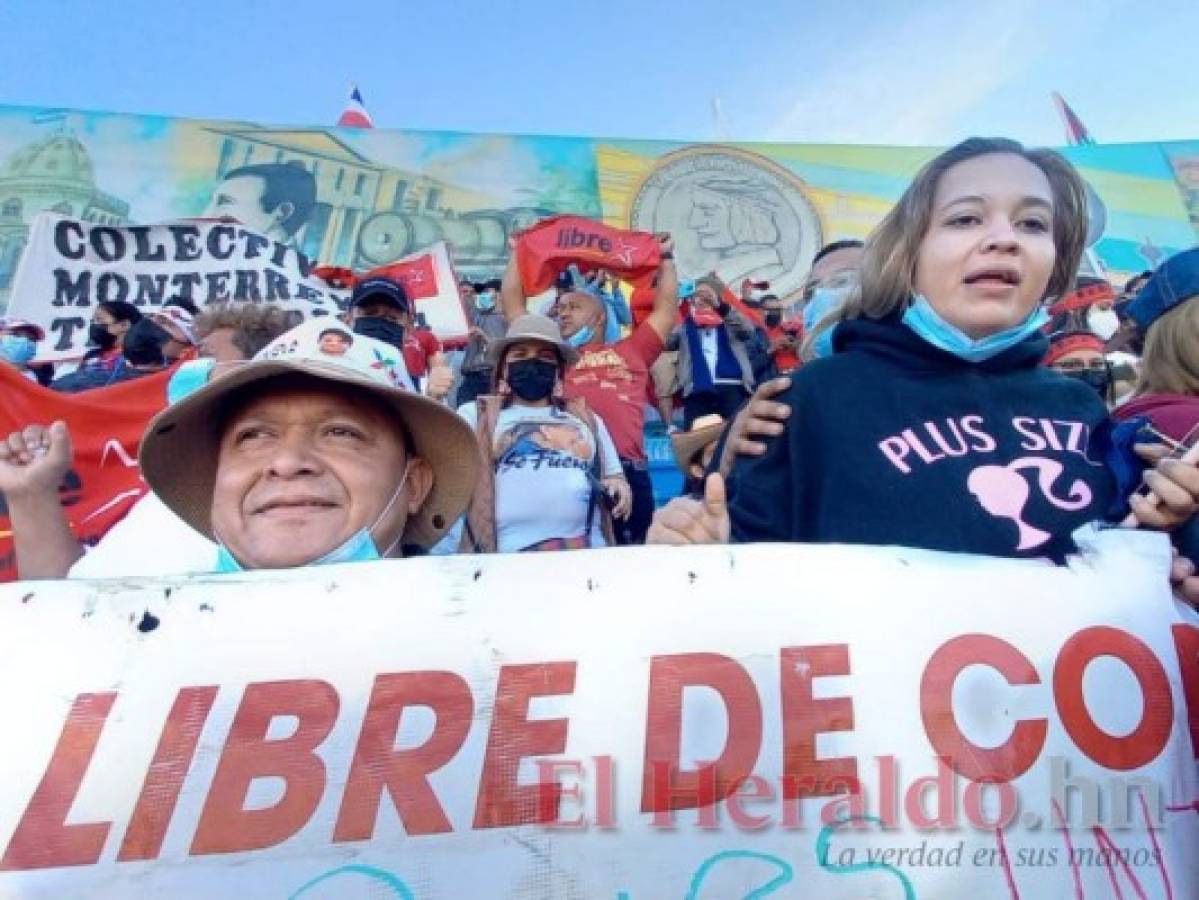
[0,363,168,582]
[0,537,1196,898]
[515,214,662,295]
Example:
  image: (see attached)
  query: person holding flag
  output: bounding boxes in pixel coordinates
[501,219,678,544]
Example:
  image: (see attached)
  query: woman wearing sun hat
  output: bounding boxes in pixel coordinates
[455,313,630,553]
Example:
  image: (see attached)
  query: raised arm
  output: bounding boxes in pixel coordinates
[500,248,528,324]
[0,422,85,578]
[644,234,679,344]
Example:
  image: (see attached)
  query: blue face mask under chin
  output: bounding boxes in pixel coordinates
[901,294,1049,363]
[567,326,595,348]
[167,357,217,404]
[213,465,413,573]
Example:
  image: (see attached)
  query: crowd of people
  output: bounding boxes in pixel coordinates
[2,136,1199,602]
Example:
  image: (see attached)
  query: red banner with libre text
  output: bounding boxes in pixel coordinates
[516,215,662,295]
[0,365,172,582]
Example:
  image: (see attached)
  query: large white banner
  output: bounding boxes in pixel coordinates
[0,533,1196,898]
[7,213,349,362]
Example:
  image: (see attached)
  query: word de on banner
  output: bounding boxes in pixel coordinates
[515,214,662,295]
[6,213,350,362]
[0,533,1196,897]
[0,363,169,582]
[359,241,469,345]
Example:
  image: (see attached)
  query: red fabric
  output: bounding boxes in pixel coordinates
[403,328,442,377]
[768,324,802,371]
[368,255,440,302]
[719,285,764,328]
[0,365,173,582]
[1044,333,1105,366]
[564,324,664,462]
[1112,394,1199,444]
[515,216,661,295]
[1049,282,1116,316]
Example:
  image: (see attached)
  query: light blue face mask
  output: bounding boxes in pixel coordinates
[811,325,838,360]
[0,334,36,365]
[901,294,1049,363]
[213,465,413,573]
[801,287,848,360]
[567,325,596,348]
[166,357,216,404]
[476,292,496,311]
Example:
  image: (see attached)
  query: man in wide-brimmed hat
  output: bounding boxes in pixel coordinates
[139,317,479,571]
[670,413,726,499]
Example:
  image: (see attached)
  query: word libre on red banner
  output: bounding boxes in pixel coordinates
[0,363,169,582]
[0,537,1195,898]
[515,215,662,295]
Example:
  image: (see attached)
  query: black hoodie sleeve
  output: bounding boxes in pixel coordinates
[726,382,806,542]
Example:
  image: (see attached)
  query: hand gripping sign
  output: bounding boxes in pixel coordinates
[0,531,1196,898]
[514,215,662,295]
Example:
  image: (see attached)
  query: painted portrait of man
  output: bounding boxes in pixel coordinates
[203,161,317,246]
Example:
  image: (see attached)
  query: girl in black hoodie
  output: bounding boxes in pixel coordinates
[648,138,1199,563]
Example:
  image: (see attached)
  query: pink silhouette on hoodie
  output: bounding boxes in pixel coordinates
[967,457,1093,550]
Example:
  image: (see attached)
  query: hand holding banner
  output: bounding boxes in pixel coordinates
[515,215,662,295]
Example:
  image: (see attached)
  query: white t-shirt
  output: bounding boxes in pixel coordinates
[456,401,621,552]
[68,491,217,578]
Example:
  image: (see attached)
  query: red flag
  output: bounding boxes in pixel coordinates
[515,215,661,295]
[0,366,172,582]
[368,253,439,302]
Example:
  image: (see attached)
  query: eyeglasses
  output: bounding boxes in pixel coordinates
[1054,359,1106,373]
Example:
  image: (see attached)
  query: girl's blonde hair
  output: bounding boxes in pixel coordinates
[806,137,1089,352]
[1135,298,1199,396]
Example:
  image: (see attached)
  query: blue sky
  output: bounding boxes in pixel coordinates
[0,0,1195,147]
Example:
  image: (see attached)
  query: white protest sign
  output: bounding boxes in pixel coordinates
[7,212,349,361]
[0,533,1196,898]
[366,241,470,345]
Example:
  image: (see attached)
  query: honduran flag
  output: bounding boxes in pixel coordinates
[1051,92,1095,147]
[337,85,374,128]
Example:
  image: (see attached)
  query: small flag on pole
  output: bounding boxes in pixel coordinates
[337,85,374,129]
[1051,92,1095,146]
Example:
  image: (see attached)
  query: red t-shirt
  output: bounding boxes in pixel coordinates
[565,324,664,462]
[768,324,802,372]
[403,328,442,378]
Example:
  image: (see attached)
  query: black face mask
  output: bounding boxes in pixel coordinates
[122,318,170,367]
[88,322,116,350]
[764,311,782,328]
[1063,367,1111,398]
[506,357,558,402]
[353,316,405,350]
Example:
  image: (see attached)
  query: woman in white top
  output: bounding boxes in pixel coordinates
[456,314,632,553]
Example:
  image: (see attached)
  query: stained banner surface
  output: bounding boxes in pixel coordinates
[0,533,1196,898]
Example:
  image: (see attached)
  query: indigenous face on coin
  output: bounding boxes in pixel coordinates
[630,146,823,302]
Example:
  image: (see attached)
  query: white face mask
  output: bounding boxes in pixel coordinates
[1087,307,1120,341]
